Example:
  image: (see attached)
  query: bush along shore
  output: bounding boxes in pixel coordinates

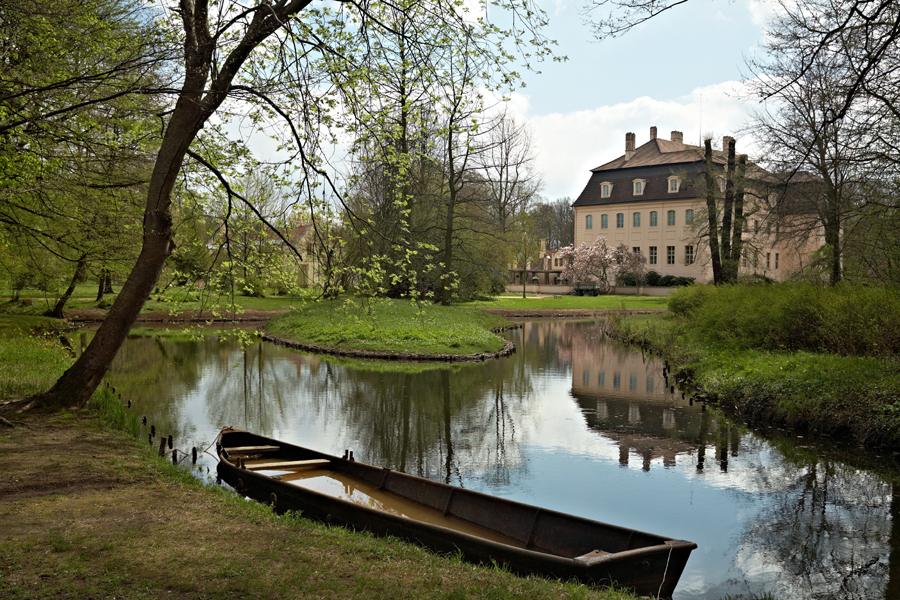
[606,283,900,447]
[265,298,518,361]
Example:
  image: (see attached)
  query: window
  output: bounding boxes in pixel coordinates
[630,374,638,391]
[685,209,694,225]
[633,212,641,227]
[668,176,680,193]
[554,258,558,267]
[766,253,771,269]
[650,211,658,226]
[601,182,612,198]
[667,210,676,226]
[601,214,608,229]
[649,246,657,265]
[616,213,624,228]
[613,372,621,389]
[583,370,590,384]
[667,246,675,265]
[775,253,780,269]
[685,245,694,265]
[585,215,593,230]
[598,372,605,387]
[633,179,646,195]
[632,247,641,255]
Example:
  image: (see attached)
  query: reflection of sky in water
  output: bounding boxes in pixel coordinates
[103,322,900,600]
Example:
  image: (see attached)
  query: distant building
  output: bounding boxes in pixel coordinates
[572,127,823,283]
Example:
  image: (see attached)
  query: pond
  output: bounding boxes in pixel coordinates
[83,320,900,599]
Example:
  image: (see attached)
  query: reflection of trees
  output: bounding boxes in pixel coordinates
[727,447,894,599]
[315,355,534,488]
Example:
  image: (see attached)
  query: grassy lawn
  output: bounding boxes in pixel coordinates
[267,298,513,355]
[0,284,314,315]
[609,289,900,446]
[465,295,669,310]
[0,315,73,399]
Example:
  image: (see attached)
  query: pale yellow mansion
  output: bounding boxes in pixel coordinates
[570,127,821,283]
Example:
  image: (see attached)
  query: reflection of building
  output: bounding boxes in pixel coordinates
[567,324,740,471]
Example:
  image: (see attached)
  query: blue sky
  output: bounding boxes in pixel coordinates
[513,0,777,200]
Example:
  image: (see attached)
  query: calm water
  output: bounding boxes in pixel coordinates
[83,320,900,599]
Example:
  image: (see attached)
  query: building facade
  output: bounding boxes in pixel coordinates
[572,127,822,283]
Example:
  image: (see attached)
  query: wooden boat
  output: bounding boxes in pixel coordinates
[216,427,696,597]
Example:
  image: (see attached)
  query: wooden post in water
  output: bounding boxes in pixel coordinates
[172,449,178,465]
[158,437,167,456]
[191,447,198,464]
[167,435,173,450]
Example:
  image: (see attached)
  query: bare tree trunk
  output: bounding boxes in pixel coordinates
[720,140,736,283]
[705,140,724,284]
[96,268,107,302]
[728,155,747,282]
[103,269,113,294]
[48,255,87,319]
[440,193,455,305]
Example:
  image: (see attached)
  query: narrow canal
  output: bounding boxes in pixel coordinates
[87,320,900,599]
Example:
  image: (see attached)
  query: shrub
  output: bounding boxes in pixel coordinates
[669,282,900,357]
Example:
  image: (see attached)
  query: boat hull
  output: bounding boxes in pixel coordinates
[216,428,695,598]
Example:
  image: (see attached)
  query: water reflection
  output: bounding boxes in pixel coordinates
[93,321,900,600]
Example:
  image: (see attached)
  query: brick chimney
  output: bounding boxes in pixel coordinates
[625,132,636,160]
[650,126,657,140]
[670,130,683,144]
[723,136,735,154]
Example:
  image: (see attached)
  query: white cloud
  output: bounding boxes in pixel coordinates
[504,81,759,200]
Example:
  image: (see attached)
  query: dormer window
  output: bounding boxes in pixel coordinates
[633,179,647,196]
[600,182,613,198]
[668,176,680,193]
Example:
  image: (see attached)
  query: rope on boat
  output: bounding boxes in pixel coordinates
[656,543,674,600]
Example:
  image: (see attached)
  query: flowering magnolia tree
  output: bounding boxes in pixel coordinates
[559,239,647,290]
[613,243,648,287]
[558,238,617,285]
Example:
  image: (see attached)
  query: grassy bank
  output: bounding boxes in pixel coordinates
[0,316,73,399]
[464,295,668,310]
[609,284,900,446]
[267,298,513,355]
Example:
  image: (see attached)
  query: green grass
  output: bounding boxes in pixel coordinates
[0,322,73,399]
[463,295,669,310]
[609,301,900,446]
[0,285,315,316]
[267,298,513,355]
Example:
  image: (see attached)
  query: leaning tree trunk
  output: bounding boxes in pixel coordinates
[24,104,204,409]
[21,0,315,411]
[48,255,87,319]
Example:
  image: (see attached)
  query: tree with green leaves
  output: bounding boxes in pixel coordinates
[11,0,555,410]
